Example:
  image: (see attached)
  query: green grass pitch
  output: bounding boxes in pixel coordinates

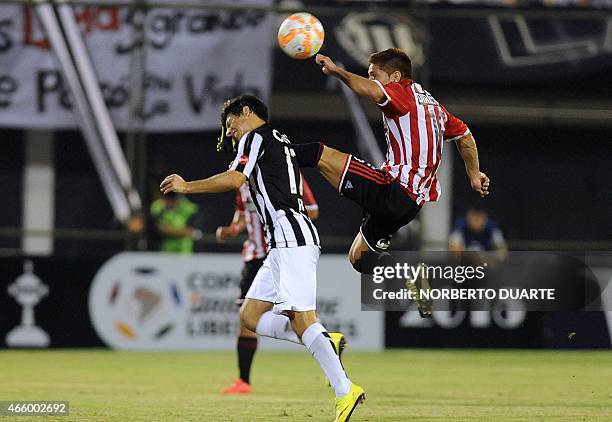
[1,349,611,421]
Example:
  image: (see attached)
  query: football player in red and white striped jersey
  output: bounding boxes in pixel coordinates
[216,176,318,394]
[294,48,489,274]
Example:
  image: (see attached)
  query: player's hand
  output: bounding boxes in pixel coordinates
[215,226,231,242]
[190,228,203,241]
[160,174,188,194]
[470,172,490,198]
[315,54,338,76]
[216,224,240,242]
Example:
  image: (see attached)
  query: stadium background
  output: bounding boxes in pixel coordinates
[1,1,611,420]
[0,0,612,421]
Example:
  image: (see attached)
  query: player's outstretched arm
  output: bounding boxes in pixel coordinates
[315,54,385,103]
[160,171,246,195]
[216,210,246,242]
[454,133,490,198]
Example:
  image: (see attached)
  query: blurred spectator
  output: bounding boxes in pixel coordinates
[126,212,147,251]
[449,208,507,258]
[149,192,201,254]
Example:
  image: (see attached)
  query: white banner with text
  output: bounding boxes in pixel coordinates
[88,252,384,351]
[0,2,274,131]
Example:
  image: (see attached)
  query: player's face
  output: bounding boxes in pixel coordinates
[368,64,402,85]
[225,110,249,141]
[368,64,391,85]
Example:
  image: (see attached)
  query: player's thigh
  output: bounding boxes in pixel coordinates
[358,184,422,253]
[243,252,279,301]
[274,246,320,314]
[338,156,392,210]
[240,298,273,331]
[236,258,265,308]
[240,255,277,330]
[237,262,264,336]
[318,145,350,189]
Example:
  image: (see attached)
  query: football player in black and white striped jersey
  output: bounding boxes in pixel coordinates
[160,95,364,420]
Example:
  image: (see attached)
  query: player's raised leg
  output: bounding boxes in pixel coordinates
[317,146,351,190]
[240,298,302,344]
[292,142,348,190]
[294,143,393,215]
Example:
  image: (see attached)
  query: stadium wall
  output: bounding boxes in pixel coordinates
[1,123,609,256]
[1,253,610,350]
[0,253,384,350]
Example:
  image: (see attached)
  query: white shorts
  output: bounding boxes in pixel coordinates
[245,245,320,313]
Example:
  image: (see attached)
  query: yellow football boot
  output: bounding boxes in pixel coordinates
[334,383,365,422]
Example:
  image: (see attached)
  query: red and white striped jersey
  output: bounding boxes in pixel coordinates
[236,177,318,261]
[301,176,319,215]
[237,183,267,262]
[374,79,470,204]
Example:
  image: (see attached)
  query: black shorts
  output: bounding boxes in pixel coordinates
[236,258,265,306]
[339,155,422,252]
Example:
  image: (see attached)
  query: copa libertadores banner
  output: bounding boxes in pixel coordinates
[0,1,274,131]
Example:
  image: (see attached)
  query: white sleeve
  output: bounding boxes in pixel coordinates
[229,131,263,178]
[372,79,391,107]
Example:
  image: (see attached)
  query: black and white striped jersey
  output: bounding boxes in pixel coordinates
[230,123,320,249]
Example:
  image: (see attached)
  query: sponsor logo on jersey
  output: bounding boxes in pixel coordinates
[238,155,249,165]
[415,92,439,106]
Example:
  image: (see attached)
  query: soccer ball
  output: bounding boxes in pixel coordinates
[277,13,325,60]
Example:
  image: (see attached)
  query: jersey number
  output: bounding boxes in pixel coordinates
[284,146,298,194]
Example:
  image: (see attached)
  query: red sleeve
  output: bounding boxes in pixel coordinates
[375,81,412,117]
[442,106,470,141]
[301,176,318,209]
[235,189,245,212]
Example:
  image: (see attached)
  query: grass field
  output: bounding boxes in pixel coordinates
[1,349,611,421]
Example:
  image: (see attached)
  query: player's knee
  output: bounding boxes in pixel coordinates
[349,253,377,274]
[282,310,295,321]
[289,312,316,338]
[293,142,324,168]
[348,249,362,271]
[239,306,258,332]
[351,258,364,274]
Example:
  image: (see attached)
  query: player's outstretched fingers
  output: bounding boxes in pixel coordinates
[315,54,335,76]
[160,174,184,194]
[160,182,170,194]
[160,174,175,189]
[479,172,490,197]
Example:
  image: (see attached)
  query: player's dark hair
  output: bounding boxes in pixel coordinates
[220,94,269,126]
[368,48,412,80]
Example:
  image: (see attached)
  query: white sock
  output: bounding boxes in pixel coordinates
[301,322,351,397]
[255,311,301,344]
